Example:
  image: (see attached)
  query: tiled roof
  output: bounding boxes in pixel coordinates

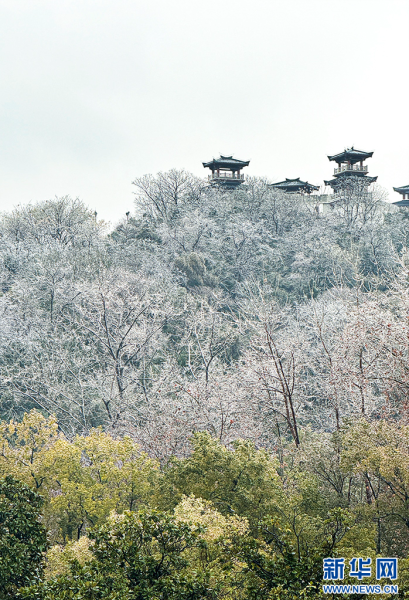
[328,147,374,164]
[393,185,409,195]
[203,155,250,170]
[324,175,377,187]
[392,199,409,207]
[270,178,319,192]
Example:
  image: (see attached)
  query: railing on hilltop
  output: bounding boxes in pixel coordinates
[208,173,245,181]
[334,165,368,175]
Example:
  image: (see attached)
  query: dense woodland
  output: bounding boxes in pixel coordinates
[1,171,409,598]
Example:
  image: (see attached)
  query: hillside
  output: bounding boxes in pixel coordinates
[2,172,409,597]
[0,171,407,456]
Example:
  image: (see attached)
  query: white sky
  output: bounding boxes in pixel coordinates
[0,0,408,225]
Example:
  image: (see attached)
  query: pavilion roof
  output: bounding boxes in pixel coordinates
[324,175,377,187]
[328,147,374,164]
[270,178,319,192]
[392,199,409,207]
[203,155,250,170]
[393,185,409,195]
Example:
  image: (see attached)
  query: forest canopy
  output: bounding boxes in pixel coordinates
[1,172,409,598]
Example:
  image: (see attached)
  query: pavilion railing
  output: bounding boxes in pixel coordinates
[208,173,244,180]
[334,165,368,175]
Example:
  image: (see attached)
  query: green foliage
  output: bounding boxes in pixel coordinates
[158,432,281,529]
[18,511,216,600]
[44,537,94,579]
[235,534,324,600]
[0,476,48,598]
[4,420,409,598]
[341,419,409,557]
[0,412,159,543]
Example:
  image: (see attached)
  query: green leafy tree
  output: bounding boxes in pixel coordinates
[0,412,159,543]
[230,507,355,600]
[0,476,47,599]
[158,432,281,531]
[19,510,216,600]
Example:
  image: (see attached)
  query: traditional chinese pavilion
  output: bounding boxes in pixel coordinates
[203,155,249,188]
[393,184,409,207]
[270,178,319,194]
[324,147,377,190]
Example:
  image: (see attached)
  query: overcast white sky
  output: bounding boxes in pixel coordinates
[0,0,408,225]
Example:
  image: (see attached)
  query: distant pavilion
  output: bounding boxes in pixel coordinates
[324,147,377,190]
[393,184,409,207]
[203,155,249,188]
[270,178,319,194]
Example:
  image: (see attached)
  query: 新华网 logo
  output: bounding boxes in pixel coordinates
[322,557,398,595]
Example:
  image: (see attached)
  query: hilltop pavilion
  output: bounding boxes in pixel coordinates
[203,155,249,188]
[324,147,377,190]
[393,184,409,207]
[270,178,319,194]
